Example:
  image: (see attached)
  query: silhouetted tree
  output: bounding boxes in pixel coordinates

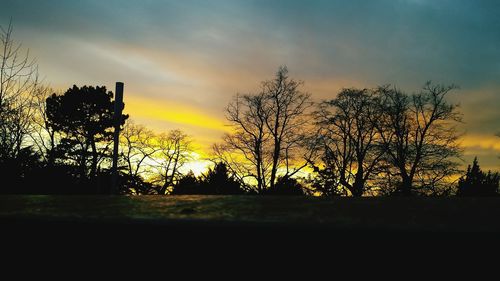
[264,176,305,196]
[0,21,40,165]
[0,147,42,194]
[313,88,384,196]
[215,66,313,194]
[457,158,499,196]
[262,66,313,190]
[374,82,462,196]
[46,85,128,180]
[29,85,59,166]
[200,162,245,194]
[151,129,193,194]
[215,92,269,193]
[171,171,200,195]
[306,164,344,196]
[120,120,159,189]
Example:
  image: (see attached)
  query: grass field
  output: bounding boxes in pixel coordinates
[1,195,500,232]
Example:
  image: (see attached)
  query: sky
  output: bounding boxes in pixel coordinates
[1,0,499,171]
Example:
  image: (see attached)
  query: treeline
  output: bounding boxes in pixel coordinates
[0,22,498,196]
[215,66,498,196]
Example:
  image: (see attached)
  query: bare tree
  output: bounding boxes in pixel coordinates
[263,66,313,189]
[314,88,384,196]
[151,129,193,194]
[375,82,462,195]
[214,67,313,194]
[215,93,270,193]
[29,85,59,165]
[0,20,40,160]
[120,120,159,180]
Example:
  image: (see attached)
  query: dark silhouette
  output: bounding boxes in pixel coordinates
[0,20,40,181]
[151,130,193,194]
[312,88,384,197]
[264,176,305,196]
[457,158,499,196]
[307,165,344,197]
[214,66,313,194]
[46,85,128,180]
[374,82,462,196]
[171,163,245,195]
[200,162,245,195]
[171,171,200,195]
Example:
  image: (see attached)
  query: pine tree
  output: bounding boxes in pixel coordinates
[457,158,499,196]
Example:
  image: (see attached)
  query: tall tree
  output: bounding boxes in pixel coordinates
[46,85,128,179]
[0,21,40,161]
[120,120,159,181]
[314,88,384,196]
[263,66,313,190]
[215,93,270,193]
[375,82,462,195]
[151,129,193,194]
[29,85,59,165]
[215,67,312,194]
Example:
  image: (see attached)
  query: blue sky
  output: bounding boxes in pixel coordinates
[1,0,499,170]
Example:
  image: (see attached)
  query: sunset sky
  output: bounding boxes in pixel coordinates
[1,0,499,171]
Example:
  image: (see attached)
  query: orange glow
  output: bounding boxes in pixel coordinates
[125,96,229,133]
[460,135,500,152]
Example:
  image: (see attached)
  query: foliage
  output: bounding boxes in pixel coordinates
[264,176,305,196]
[171,163,245,195]
[457,158,499,196]
[46,85,128,179]
[200,162,245,195]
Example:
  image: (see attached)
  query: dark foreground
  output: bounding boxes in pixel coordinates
[1,195,500,231]
[3,195,500,257]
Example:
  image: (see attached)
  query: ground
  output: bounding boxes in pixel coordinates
[1,195,500,232]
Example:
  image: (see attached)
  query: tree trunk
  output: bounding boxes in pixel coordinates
[351,163,365,197]
[90,138,98,179]
[270,140,280,190]
[398,174,413,196]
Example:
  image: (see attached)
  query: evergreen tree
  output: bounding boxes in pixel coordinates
[171,171,200,195]
[201,162,244,195]
[457,158,499,196]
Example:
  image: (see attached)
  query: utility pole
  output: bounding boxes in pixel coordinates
[111,82,124,194]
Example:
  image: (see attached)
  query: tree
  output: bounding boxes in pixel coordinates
[375,82,462,196]
[216,92,270,193]
[171,171,200,195]
[200,162,244,195]
[151,129,193,194]
[46,85,128,179]
[457,158,499,196]
[264,176,305,196]
[306,163,344,197]
[120,120,159,183]
[313,88,384,196]
[0,21,40,162]
[215,66,312,194]
[262,66,313,190]
[29,85,59,165]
